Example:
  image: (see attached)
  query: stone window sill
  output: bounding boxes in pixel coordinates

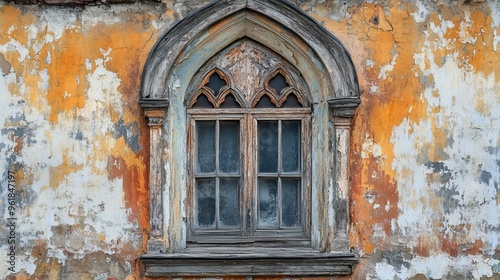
[139,247,358,277]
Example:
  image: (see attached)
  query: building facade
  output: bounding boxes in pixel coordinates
[0,0,499,279]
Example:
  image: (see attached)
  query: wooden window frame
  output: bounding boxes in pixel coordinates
[186,108,311,245]
[139,0,362,276]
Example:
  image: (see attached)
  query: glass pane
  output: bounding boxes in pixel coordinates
[206,72,226,96]
[192,94,214,108]
[219,93,240,108]
[282,120,301,172]
[282,93,302,108]
[255,94,276,108]
[269,73,289,95]
[219,121,239,173]
[196,121,216,173]
[197,179,216,227]
[258,121,278,173]
[219,178,240,227]
[258,178,278,228]
[282,178,300,227]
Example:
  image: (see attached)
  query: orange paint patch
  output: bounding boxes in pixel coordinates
[44,29,86,122]
[0,6,35,47]
[413,237,430,257]
[430,8,500,82]
[49,153,84,189]
[350,153,399,253]
[108,138,149,246]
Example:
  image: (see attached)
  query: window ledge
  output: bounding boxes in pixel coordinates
[140,247,358,277]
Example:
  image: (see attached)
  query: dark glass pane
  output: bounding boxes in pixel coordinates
[282,178,300,227]
[282,120,301,172]
[206,72,226,96]
[192,94,214,108]
[219,93,240,108]
[196,121,216,173]
[258,121,278,173]
[219,178,240,227]
[258,178,278,228]
[269,73,289,95]
[197,179,216,227]
[219,121,239,173]
[255,94,276,108]
[282,93,302,108]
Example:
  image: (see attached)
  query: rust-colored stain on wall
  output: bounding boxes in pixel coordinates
[0,0,499,279]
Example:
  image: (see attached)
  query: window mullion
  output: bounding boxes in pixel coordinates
[277,119,282,229]
[215,120,220,229]
[248,114,257,236]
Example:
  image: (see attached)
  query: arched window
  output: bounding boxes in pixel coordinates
[139,0,361,276]
[186,40,311,242]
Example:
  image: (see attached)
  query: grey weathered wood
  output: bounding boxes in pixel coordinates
[327,98,360,250]
[140,249,357,276]
[144,109,168,253]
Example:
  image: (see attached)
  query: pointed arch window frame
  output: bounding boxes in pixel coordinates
[138,0,361,276]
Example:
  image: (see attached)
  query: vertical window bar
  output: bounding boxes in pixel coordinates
[215,120,220,229]
[277,120,282,228]
[278,119,282,174]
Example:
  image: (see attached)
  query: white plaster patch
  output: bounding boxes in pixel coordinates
[411,1,430,23]
[0,39,30,62]
[86,58,92,71]
[378,54,398,80]
[39,68,49,91]
[375,254,500,279]
[366,59,374,68]
[458,10,479,45]
[0,48,138,278]
[361,135,383,159]
[493,29,500,52]
[487,0,500,27]
[45,51,51,65]
[39,9,78,40]
[375,260,397,280]
[8,24,16,34]
[393,35,500,254]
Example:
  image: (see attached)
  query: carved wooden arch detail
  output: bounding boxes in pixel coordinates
[139,0,360,102]
[188,68,244,108]
[252,68,307,108]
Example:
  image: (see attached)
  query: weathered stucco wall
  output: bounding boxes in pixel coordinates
[0,0,499,279]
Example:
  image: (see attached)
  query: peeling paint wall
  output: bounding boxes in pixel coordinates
[0,0,499,279]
